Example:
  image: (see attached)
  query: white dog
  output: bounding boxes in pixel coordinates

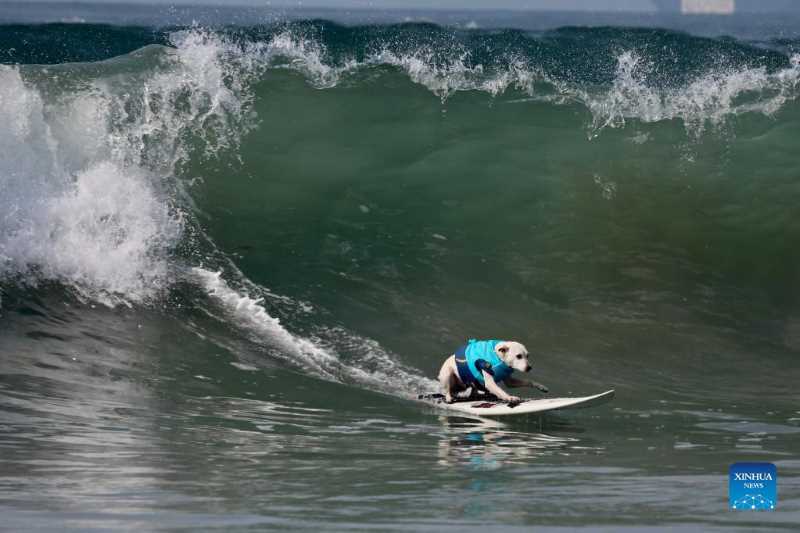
[437,339,549,404]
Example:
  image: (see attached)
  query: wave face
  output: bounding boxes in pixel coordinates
[1,25,453,396]
[3,19,800,531]
[2,21,800,397]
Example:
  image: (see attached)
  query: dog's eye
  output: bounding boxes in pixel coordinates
[516,354,523,359]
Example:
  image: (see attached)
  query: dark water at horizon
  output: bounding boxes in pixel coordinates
[4,1,800,39]
[1,11,800,532]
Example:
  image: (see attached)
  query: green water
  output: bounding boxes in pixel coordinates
[1,18,800,531]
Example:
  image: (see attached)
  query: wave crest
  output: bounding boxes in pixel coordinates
[0,29,258,303]
[581,50,800,136]
[241,28,800,134]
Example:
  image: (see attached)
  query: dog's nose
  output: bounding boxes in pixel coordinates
[525,365,532,372]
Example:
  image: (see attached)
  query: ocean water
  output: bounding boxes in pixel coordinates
[1,7,800,532]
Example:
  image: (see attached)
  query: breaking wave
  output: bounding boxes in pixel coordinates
[0,29,260,303]
[2,21,799,397]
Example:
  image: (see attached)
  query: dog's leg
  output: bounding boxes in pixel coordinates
[481,371,519,403]
[439,373,454,404]
[438,355,459,403]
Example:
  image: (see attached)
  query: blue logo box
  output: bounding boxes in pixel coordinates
[729,463,777,510]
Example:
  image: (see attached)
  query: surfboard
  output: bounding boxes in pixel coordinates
[418,389,615,417]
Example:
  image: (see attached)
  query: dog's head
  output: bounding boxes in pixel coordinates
[495,341,531,372]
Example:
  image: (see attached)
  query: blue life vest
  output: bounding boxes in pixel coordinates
[454,339,513,389]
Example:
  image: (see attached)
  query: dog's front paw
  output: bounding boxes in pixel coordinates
[445,396,454,404]
[506,396,522,408]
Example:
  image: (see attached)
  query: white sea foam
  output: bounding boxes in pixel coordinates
[579,51,800,136]
[262,30,352,88]
[0,66,177,304]
[370,49,540,100]
[1,160,178,305]
[0,30,257,303]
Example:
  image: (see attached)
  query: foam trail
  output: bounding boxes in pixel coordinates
[192,268,340,381]
[192,268,438,396]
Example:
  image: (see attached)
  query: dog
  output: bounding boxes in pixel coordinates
[437,339,549,404]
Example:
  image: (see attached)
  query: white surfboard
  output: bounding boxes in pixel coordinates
[418,389,615,417]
